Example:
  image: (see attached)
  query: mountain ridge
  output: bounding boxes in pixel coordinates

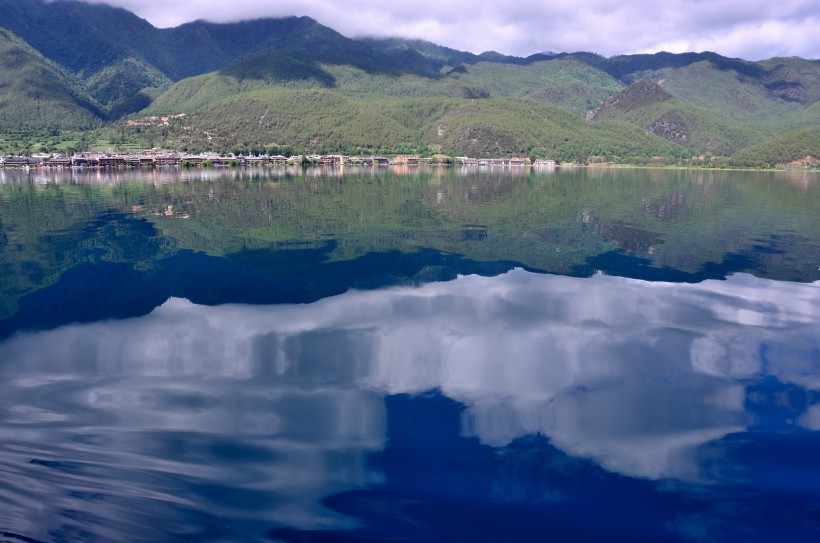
[0,0,816,165]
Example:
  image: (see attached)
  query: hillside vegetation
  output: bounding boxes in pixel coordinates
[0,29,102,132]
[735,125,820,165]
[135,64,685,160]
[0,0,817,165]
[587,80,759,156]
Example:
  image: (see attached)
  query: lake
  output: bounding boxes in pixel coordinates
[0,165,818,542]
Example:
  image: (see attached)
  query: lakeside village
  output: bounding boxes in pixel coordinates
[0,150,556,169]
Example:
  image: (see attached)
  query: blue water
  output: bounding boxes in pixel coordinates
[0,167,819,542]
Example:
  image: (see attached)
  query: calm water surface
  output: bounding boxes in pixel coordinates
[0,166,818,542]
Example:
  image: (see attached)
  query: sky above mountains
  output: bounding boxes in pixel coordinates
[79,0,818,60]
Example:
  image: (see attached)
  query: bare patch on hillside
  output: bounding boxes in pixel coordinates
[587,80,671,119]
[647,111,689,144]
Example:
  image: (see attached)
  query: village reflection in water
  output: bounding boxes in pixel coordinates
[2,163,819,188]
[0,163,546,185]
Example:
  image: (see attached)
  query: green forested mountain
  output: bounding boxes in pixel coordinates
[0,0,817,164]
[586,80,759,156]
[0,28,102,131]
[735,124,820,164]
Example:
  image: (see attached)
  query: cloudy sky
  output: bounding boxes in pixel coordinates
[80,0,819,60]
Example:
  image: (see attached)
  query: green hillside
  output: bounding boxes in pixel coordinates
[84,58,173,118]
[0,0,165,76]
[128,41,818,161]
[365,37,501,69]
[0,1,427,115]
[0,28,102,132]
[425,99,684,159]
[588,80,759,156]
[626,58,818,129]
[134,68,685,160]
[0,1,816,163]
[443,57,624,115]
[735,124,820,165]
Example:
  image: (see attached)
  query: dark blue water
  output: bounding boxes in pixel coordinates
[0,167,819,542]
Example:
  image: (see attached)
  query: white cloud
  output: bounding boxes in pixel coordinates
[77,0,820,59]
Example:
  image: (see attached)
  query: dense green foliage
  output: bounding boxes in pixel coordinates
[618,57,820,130]
[443,58,624,115]
[0,29,102,131]
[589,80,759,156]
[135,77,687,160]
[84,58,172,118]
[735,125,820,165]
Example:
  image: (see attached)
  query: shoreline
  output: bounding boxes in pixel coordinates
[1,163,816,174]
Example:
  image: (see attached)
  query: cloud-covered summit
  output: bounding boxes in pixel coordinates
[75,0,819,60]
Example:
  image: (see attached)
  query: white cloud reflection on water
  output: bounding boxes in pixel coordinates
[1,269,817,487]
[1,269,818,540]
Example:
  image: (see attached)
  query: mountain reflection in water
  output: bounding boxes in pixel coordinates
[1,269,818,542]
